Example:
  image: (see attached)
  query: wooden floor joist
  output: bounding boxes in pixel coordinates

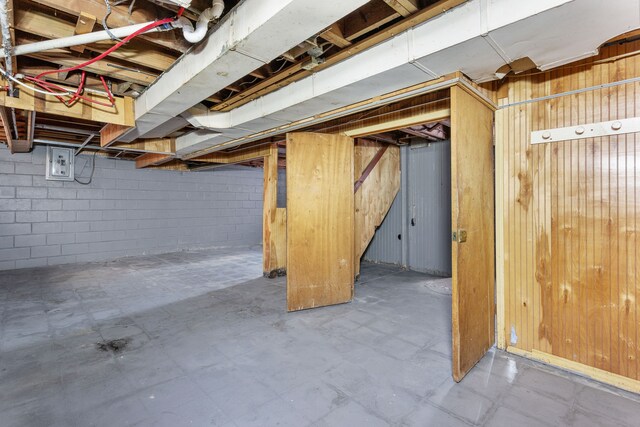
[194,145,272,164]
[135,153,175,168]
[0,85,134,127]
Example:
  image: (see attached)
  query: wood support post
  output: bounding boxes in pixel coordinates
[262,144,285,277]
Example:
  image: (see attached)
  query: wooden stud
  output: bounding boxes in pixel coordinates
[69,12,97,54]
[263,144,284,276]
[0,107,15,153]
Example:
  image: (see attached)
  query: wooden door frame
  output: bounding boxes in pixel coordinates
[344,79,498,381]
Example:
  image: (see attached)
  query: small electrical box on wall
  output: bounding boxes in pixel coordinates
[46,147,74,181]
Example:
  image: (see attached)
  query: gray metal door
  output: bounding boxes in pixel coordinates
[407,140,452,276]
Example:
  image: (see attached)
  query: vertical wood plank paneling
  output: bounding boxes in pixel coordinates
[498,39,640,385]
[450,86,495,381]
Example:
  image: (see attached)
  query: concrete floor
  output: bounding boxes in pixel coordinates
[1,248,640,427]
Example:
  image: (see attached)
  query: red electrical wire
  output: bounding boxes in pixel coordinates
[35,17,175,80]
[24,76,116,107]
[29,10,184,107]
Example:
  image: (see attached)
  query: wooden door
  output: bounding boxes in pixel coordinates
[286,132,355,311]
[451,86,495,381]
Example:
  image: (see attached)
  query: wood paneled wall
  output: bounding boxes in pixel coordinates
[496,40,640,386]
[354,140,401,276]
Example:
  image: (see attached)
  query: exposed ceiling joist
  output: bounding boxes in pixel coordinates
[135,152,175,168]
[28,0,191,52]
[13,8,177,72]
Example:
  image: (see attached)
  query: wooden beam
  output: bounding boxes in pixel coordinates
[26,111,35,150]
[110,138,175,153]
[100,123,134,147]
[194,145,271,164]
[341,0,400,41]
[319,24,352,48]
[69,12,96,54]
[28,0,190,53]
[0,86,136,126]
[382,0,419,17]
[135,152,174,168]
[211,0,467,112]
[0,107,14,152]
[25,51,156,86]
[147,160,190,171]
[282,40,317,62]
[14,9,176,73]
[354,144,388,192]
[263,144,283,276]
[344,107,451,137]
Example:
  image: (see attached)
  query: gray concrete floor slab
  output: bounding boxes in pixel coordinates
[1,247,640,426]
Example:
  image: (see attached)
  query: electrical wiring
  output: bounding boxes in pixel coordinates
[35,17,175,81]
[74,151,98,185]
[0,65,71,96]
[2,7,186,107]
[102,0,123,42]
[25,76,116,108]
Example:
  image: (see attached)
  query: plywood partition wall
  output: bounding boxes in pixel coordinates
[286,132,355,311]
[451,86,496,382]
[354,140,401,276]
[495,40,640,390]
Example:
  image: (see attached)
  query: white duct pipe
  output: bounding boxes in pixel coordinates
[1,0,224,59]
[0,21,171,59]
[174,0,225,43]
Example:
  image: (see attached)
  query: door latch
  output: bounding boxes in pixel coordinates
[452,229,467,243]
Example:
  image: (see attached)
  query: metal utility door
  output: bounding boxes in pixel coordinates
[407,140,452,276]
[286,132,355,311]
[450,86,496,382]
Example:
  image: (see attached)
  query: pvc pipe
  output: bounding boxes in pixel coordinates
[0,21,169,59]
[173,0,224,43]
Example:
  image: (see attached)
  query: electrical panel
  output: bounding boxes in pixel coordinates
[46,147,74,181]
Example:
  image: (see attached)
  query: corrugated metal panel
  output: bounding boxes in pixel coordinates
[363,186,403,265]
[277,168,286,208]
[408,140,451,276]
[364,140,452,276]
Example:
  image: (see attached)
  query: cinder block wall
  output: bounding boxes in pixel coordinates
[0,145,264,271]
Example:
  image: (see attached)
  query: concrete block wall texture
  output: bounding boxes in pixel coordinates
[0,145,264,271]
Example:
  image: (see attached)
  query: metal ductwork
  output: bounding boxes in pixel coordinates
[171,0,639,156]
[120,0,371,143]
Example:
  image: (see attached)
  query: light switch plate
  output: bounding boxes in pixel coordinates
[46,147,74,181]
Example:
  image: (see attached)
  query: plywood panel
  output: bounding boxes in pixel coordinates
[451,86,495,382]
[354,140,401,273]
[263,145,282,276]
[496,39,640,387]
[286,132,355,311]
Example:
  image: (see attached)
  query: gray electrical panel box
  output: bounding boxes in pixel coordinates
[46,147,74,181]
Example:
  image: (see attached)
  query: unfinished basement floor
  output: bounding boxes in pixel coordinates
[1,248,640,427]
